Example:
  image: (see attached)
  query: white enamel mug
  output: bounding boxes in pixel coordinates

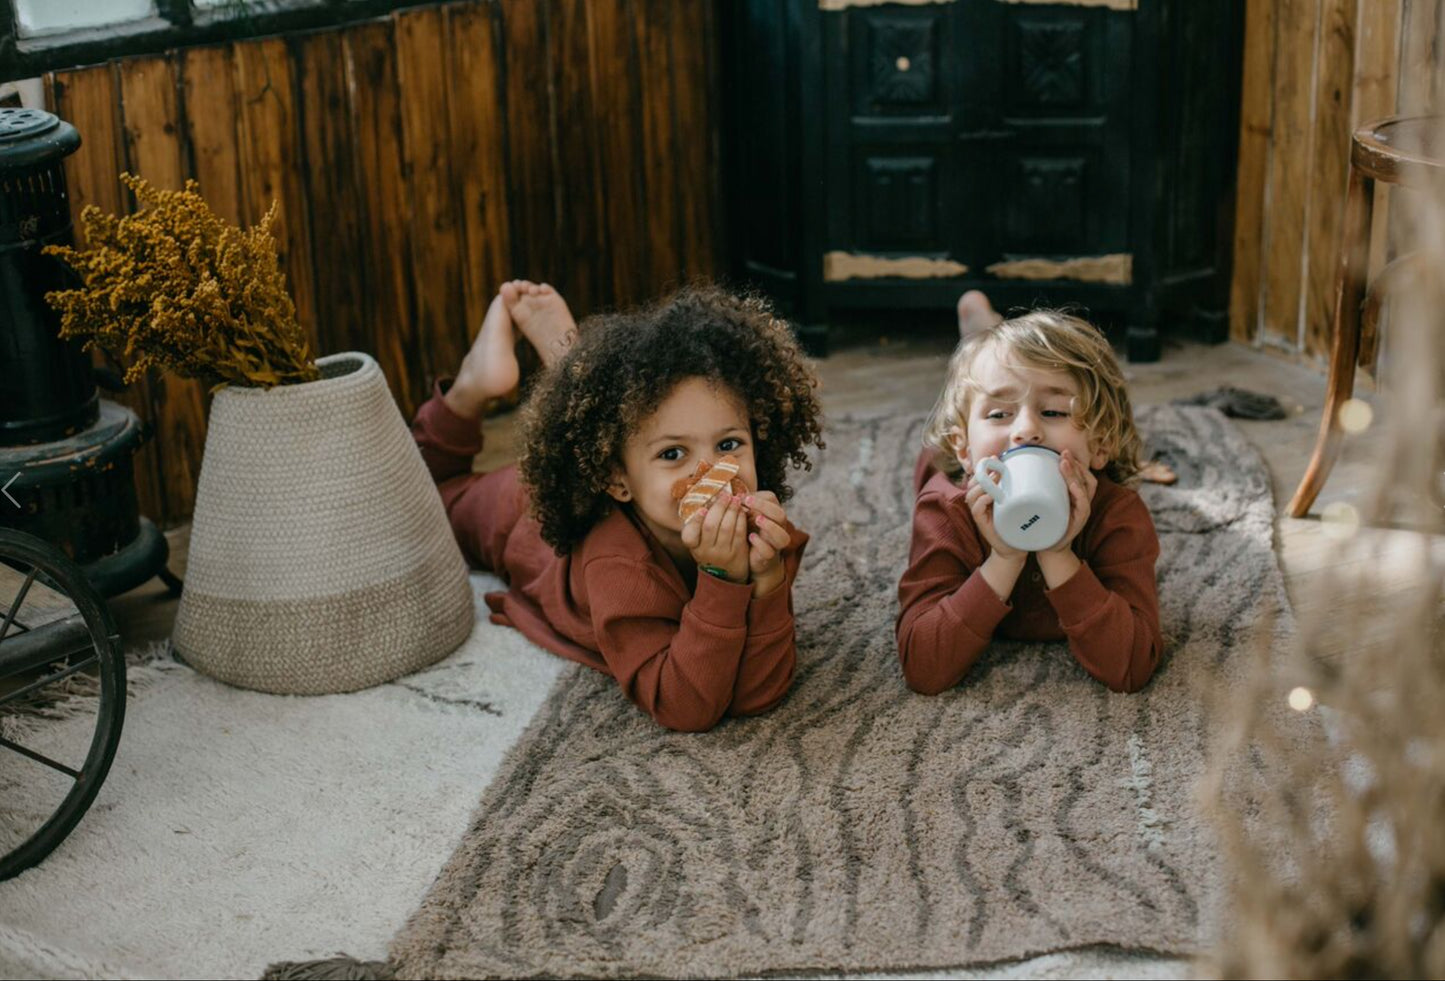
[974,445,1070,552]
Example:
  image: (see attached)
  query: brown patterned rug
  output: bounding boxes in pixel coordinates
[378,404,1289,978]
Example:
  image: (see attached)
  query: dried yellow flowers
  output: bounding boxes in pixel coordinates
[44,173,320,389]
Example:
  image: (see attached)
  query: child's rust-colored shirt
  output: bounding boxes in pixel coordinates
[411,384,807,732]
[896,449,1162,694]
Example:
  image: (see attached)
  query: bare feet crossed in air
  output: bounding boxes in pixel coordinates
[445,280,579,420]
[956,289,1177,485]
[501,280,579,365]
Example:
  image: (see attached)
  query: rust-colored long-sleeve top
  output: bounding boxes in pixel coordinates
[896,449,1162,695]
[411,383,807,732]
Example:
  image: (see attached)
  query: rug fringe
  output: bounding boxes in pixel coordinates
[260,954,393,980]
[1,640,180,740]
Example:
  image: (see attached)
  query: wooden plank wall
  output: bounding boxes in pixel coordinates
[44,0,723,527]
[1230,0,1442,361]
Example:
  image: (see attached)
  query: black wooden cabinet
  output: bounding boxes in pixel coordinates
[719,0,1244,360]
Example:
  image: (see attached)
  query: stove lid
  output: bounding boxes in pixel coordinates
[0,109,79,171]
[0,108,59,142]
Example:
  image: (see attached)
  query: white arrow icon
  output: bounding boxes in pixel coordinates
[2,473,18,508]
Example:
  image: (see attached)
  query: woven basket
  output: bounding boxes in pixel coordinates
[172,352,474,695]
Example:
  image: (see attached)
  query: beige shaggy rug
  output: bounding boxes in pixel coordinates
[280,404,1290,979]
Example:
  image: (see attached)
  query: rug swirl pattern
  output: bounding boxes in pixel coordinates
[390,404,1290,978]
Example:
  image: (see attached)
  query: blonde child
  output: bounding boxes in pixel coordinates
[896,310,1163,694]
[411,282,824,732]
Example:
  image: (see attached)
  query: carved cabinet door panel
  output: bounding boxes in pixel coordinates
[821,3,972,274]
[965,1,1133,273]
[821,1,1133,280]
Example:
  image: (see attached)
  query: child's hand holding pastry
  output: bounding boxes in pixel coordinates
[674,457,790,593]
[681,489,750,584]
[676,455,751,584]
[744,491,791,597]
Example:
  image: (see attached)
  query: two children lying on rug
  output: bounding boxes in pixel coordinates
[410,282,1162,732]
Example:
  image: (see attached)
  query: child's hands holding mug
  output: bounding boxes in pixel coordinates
[964,459,1026,561]
[1041,449,1097,554]
[743,491,791,597]
[682,490,750,584]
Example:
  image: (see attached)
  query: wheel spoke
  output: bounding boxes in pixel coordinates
[0,654,99,710]
[0,734,80,780]
[0,532,125,881]
[0,567,37,645]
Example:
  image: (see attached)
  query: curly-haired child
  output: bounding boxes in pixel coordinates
[410,281,825,731]
[896,310,1163,695]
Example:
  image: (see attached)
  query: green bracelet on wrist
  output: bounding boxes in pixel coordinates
[699,564,734,582]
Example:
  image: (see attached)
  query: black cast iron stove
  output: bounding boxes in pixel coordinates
[0,107,178,597]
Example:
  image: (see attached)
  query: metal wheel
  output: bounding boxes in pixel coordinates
[0,528,125,880]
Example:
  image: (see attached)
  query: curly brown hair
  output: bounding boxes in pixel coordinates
[517,284,826,554]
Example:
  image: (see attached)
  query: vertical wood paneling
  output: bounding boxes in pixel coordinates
[1397,0,1442,114]
[117,57,208,526]
[345,21,422,415]
[177,45,242,227]
[1230,0,1276,344]
[547,0,609,313]
[233,40,319,352]
[590,1,648,308]
[49,66,126,247]
[698,0,725,280]
[1389,0,1441,260]
[445,2,512,339]
[637,0,682,294]
[500,0,560,285]
[1352,0,1400,282]
[49,0,724,523]
[174,45,237,522]
[49,64,169,527]
[1230,0,1433,361]
[117,58,185,192]
[1302,0,1358,357]
[294,30,371,358]
[1260,0,1318,350]
[395,7,468,388]
[673,0,714,282]
[1352,3,1401,124]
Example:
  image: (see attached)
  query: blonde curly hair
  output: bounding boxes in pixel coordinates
[922,310,1144,485]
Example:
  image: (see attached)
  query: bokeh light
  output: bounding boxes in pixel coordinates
[1321,501,1361,539]
[1288,687,1315,712]
[1337,398,1373,434]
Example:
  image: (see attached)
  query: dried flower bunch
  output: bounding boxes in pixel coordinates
[1203,121,1445,978]
[44,173,319,389]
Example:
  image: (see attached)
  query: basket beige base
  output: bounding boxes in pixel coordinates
[173,352,474,695]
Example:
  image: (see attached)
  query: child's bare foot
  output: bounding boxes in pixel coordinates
[1138,459,1178,485]
[501,280,578,367]
[447,293,518,419]
[957,290,1003,338]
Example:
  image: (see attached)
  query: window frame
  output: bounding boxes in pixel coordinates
[1,0,438,83]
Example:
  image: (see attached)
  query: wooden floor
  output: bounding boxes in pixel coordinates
[106,323,1434,658]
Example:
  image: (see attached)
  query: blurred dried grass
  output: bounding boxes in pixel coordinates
[1203,113,1445,977]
